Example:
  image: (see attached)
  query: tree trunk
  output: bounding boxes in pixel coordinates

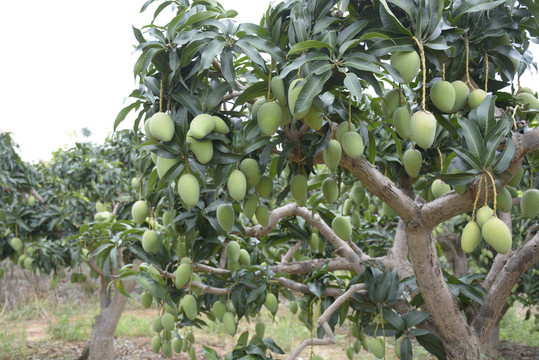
[86,276,135,360]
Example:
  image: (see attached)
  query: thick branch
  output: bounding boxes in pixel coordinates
[286,321,335,360]
[473,231,539,343]
[317,284,366,326]
[421,128,539,227]
[281,242,301,263]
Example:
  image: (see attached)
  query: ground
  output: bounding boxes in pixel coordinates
[1,262,537,360]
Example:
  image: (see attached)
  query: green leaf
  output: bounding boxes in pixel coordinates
[235,39,267,71]
[116,280,131,297]
[262,338,285,354]
[379,0,413,36]
[199,38,225,72]
[171,87,202,116]
[416,333,447,360]
[288,40,333,55]
[451,147,483,170]
[185,11,219,26]
[294,71,332,116]
[438,171,478,186]
[279,52,330,78]
[337,20,368,45]
[344,57,383,74]
[475,95,496,136]
[402,310,430,328]
[457,118,485,160]
[482,130,508,169]
[114,102,139,131]
[202,345,220,360]
[492,138,515,174]
[382,308,405,330]
[452,0,505,19]
[205,82,232,111]
[358,31,395,42]
[235,81,267,106]
[240,35,286,63]
[343,72,362,99]
[220,50,236,89]
[400,337,413,360]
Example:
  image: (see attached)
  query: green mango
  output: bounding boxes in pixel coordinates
[174,263,192,289]
[496,187,513,213]
[151,335,161,353]
[381,88,401,118]
[256,176,273,198]
[332,216,352,240]
[451,80,470,112]
[255,205,270,226]
[303,105,324,130]
[271,76,287,105]
[336,122,356,142]
[187,135,213,164]
[182,294,198,320]
[177,173,200,208]
[322,178,339,203]
[403,149,422,178]
[222,312,236,336]
[227,240,241,263]
[240,158,261,186]
[482,217,512,253]
[468,89,487,109]
[212,115,229,134]
[264,293,279,314]
[476,206,494,228]
[290,175,308,206]
[431,179,451,198]
[390,51,420,84]
[189,114,215,139]
[161,313,176,331]
[521,189,539,218]
[217,204,235,232]
[341,132,364,158]
[243,195,258,219]
[141,292,153,308]
[228,170,247,202]
[156,156,179,179]
[392,106,411,139]
[149,112,175,142]
[258,102,282,136]
[410,111,436,149]
[461,221,481,253]
[323,139,342,172]
[142,230,160,254]
[430,80,456,113]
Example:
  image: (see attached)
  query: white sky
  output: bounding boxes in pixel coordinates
[0,1,537,162]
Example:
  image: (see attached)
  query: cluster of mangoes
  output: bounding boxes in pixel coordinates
[346,323,385,359]
[8,236,34,270]
[149,310,197,359]
[93,201,113,222]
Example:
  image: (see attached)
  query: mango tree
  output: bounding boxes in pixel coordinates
[113,0,539,359]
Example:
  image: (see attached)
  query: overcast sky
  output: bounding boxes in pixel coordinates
[1,1,537,162]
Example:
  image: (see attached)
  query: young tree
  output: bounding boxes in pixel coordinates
[112,1,539,359]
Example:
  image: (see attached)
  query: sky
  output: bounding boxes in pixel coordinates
[0,1,537,163]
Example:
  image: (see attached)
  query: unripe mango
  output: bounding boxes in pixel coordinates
[256,176,273,198]
[288,78,309,119]
[322,178,339,203]
[309,233,320,252]
[351,182,365,205]
[482,217,512,253]
[496,188,513,213]
[228,170,247,202]
[271,77,287,105]
[341,132,364,158]
[303,105,324,130]
[521,189,539,218]
[132,200,149,224]
[161,313,176,331]
[451,80,470,112]
[366,337,385,359]
[217,204,235,232]
[144,120,157,141]
[336,122,357,143]
[381,88,401,118]
[243,195,258,219]
[212,116,229,134]
[431,80,456,113]
[431,179,451,198]
[332,216,352,240]
[264,293,278,314]
[161,340,172,358]
[323,139,342,172]
[390,51,420,84]
[403,149,422,178]
[96,201,106,212]
[508,167,524,187]
[26,195,35,206]
[251,98,267,118]
[506,185,518,198]
[461,221,481,253]
[149,112,175,142]
[393,106,411,139]
[346,346,354,360]
[151,335,161,353]
[172,337,182,353]
[255,321,265,338]
[177,173,200,208]
[156,156,179,179]
[182,294,198,320]
[142,230,160,254]
[350,211,361,228]
[468,89,488,109]
[240,158,261,186]
[212,301,227,322]
[280,104,292,125]
[227,240,241,263]
[258,102,282,136]
[187,135,213,164]
[255,205,270,226]
[476,206,494,228]
[141,292,153,308]
[174,263,192,289]
[222,312,236,336]
[239,249,250,266]
[289,301,298,314]
[410,110,436,149]
[152,316,164,332]
[24,257,33,270]
[354,339,362,353]
[515,92,539,109]
[189,114,215,139]
[10,237,23,252]
[290,175,308,206]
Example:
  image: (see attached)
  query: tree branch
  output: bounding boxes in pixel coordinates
[286,321,335,360]
[281,241,301,263]
[317,284,366,326]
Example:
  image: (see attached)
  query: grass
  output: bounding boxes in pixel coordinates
[115,313,153,337]
[500,306,539,346]
[0,326,28,359]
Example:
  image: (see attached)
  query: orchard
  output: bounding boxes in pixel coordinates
[2,0,539,360]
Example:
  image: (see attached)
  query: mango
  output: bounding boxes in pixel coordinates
[271,77,287,105]
[161,313,176,331]
[258,102,282,136]
[351,182,365,205]
[303,105,324,130]
[354,339,362,353]
[430,80,456,113]
[228,170,247,202]
[288,78,310,119]
[239,249,250,266]
[152,316,164,332]
[323,139,342,172]
[222,312,236,336]
[393,106,411,139]
[255,205,270,226]
[350,211,361,228]
[332,216,352,240]
[212,116,229,134]
[366,337,385,359]
[461,221,482,253]
[189,114,215,139]
[251,98,267,118]
[141,292,153,308]
[515,92,539,109]
[508,167,524,187]
[212,301,227,322]
[381,88,401,118]
[142,230,160,254]
[390,51,420,84]
[156,156,179,179]
[149,112,175,142]
[410,110,436,149]
[10,237,23,252]
[187,135,213,164]
[174,263,192,289]
[151,335,161,353]
[144,120,157,141]
[264,293,278,314]
[506,185,518,198]
[341,132,364,158]
[255,321,265,338]
[496,188,513,213]
[182,294,198,320]
[217,204,235,232]
[451,80,470,112]
[431,179,451,198]
[476,206,494,228]
[23,257,33,269]
[521,189,539,218]
[172,337,182,353]
[309,233,320,252]
[131,201,149,224]
[239,158,261,186]
[289,301,298,314]
[280,104,292,125]
[346,346,354,360]
[227,240,241,263]
[243,195,258,219]
[95,201,106,212]
[468,89,487,109]
[482,217,512,253]
[177,173,200,208]
[403,149,422,178]
[290,175,308,206]
[161,340,172,358]
[322,178,339,203]
[256,176,273,198]
[337,122,357,142]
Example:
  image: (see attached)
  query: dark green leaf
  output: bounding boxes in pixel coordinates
[451,147,483,170]
[343,72,363,99]
[400,337,413,360]
[492,138,515,174]
[416,333,447,360]
[402,310,430,328]
[452,0,505,19]
[294,71,332,116]
[457,117,485,160]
